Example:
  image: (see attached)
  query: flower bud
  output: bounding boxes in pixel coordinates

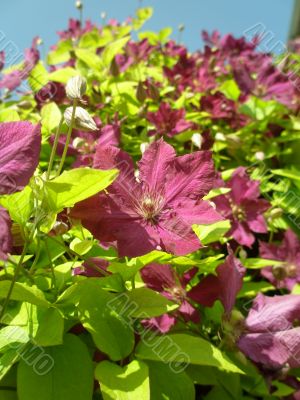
[191,133,203,149]
[136,81,147,103]
[101,11,107,20]
[66,75,87,100]
[178,24,185,32]
[75,1,83,9]
[215,132,226,141]
[255,151,265,161]
[64,106,97,132]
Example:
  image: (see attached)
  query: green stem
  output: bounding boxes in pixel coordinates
[46,116,64,180]
[56,100,78,177]
[0,242,28,322]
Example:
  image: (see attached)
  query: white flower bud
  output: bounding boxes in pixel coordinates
[215,132,226,141]
[66,76,87,100]
[64,106,97,132]
[75,1,83,9]
[178,24,185,32]
[101,11,107,20]
[255,151,265,161]
[191,133,203,149]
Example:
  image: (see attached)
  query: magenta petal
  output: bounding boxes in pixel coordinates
[138,139,175,192]
[0,206,12,260]
[188,275,221,307]
[217,249,245,314]
[141,263,176,292]
[231,220,255,247]
[0,122,41,194]
[165,150,216,201]
[142,314,176,333]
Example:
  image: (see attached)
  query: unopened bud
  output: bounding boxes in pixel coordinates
[215,132,226,141]
[191,133,203,149]
[64,106,97,132]
[101,11,107,20]
[136,81,147,103]
[75,1,83,9]
[36,37,43,45]
[148,82,160,102]
[255,151,265,161]
[66,75,87,100]
[109,57,120,77]
[178,24,185,32]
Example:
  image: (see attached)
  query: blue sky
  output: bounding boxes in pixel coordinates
[0,0,294,59]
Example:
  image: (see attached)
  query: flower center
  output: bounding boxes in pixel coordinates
[272,263,298,280]
[135,193,165,223]
[231,203,246,221]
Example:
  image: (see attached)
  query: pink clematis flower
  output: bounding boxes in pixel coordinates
[71,139,222,257]
[141,264,200,333]
[188,247,245,315]
[214,167,270,247]
[0,207,12,260]
[238,293,300,369]
[260,230,300,291]
[146,102,194,137]
[0,121,41,194]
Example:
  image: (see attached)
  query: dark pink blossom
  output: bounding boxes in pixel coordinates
[146,102,194,137]
[23,37,40,77]
[214,167,270,247]
[188,247,245,314]
[0,51,5,71]
[0,71,22,91]
[238,293,300,369]
[233,59,296,107]
[0,206,12,260]
[260,230,300,291]
[141,264,200,332]
[0,122,41,194]
[71,139,222,257]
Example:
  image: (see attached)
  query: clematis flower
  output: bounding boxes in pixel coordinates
[188,247,245,314]
[0,71,23,91]
[238,293,300,369]
[141,264,200,333]
[214,167,270,247]
[146,102,194,137]
[141,247,244,332]
[0,206,12,260]
[232,58,296,108]
[0,121,41,194]
[259,230,300,291]
[71,139,222,257]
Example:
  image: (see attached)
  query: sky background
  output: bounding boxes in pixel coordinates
[0,0,295,60]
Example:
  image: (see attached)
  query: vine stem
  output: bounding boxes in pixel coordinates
[56,99,78,177]
[0,242,28,322]
[46,116,64,180]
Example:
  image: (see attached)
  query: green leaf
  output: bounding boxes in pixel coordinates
[101,37,130,66]
[48,67,78,84]
[0,108,20,122]
[69,238,94,256]
[219,79,241,101]
[203,188,231,200]
[47,40,73,65]
[271,168,300,182]
[133,7,153,30]
[41,102,62,137]
[0,186,33,225]
[75,49,102,71]
[243,258,283,269]
[136,334,244,374]
[77,280,134,361]
[0,282,50,309]
[0,349,20,382]
[34,308,64,347]
[44,167,118,212]
[28,62,49,91]
[120,288,178,318]
[95,360,150,400]
[17,334,94,400]
[147,361,195,400]
[193,220,231,244]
